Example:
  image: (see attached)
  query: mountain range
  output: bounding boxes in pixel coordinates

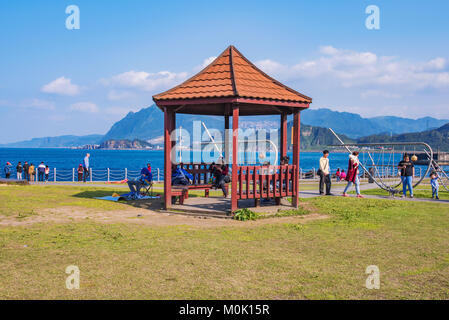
[358,123,449,151]
[1,105,448,150]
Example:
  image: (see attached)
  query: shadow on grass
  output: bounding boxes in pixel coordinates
[72,190,165,211]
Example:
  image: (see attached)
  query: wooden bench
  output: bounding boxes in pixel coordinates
[171,186,189,204]
[185,184,229,199]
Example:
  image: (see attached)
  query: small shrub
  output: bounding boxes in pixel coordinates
[233,208,257,221]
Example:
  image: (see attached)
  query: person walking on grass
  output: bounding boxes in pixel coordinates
[398,153,414,198]
[430,172,439,200]
[28,163,35,182]
[83,153,90,182]
[342,151,364,198]
[318,150,331,195]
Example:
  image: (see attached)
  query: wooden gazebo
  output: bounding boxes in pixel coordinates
[153,45,311,212]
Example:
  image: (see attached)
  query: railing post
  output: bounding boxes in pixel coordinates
[54,168,56,182]
[107,168,110,182]
[35,168,38,183]
[125,168,128,180]
[90,168,92,182]
[157,168,160,182]
[72,168,75,182]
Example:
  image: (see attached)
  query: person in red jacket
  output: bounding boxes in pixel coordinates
[342,151,364,198]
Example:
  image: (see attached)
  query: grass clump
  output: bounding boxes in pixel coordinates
[233,208,258,221]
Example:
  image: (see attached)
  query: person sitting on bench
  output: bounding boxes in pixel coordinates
[209,161,229,197]
[127,164,152,198]
[172,166,193,186]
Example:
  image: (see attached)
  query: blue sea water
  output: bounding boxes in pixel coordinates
[0,148,427,181]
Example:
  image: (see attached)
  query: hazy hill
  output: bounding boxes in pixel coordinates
[0,134,103,148]
[301,108,448,138]
[357,122,449,151]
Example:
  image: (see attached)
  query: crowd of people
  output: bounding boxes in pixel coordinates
[3,161,50,182]
[317,150,440,200]
[2,153,92,183]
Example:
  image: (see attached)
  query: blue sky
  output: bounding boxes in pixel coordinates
[1,0,449,143]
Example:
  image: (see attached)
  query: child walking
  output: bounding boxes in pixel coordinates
[430,172,439,200]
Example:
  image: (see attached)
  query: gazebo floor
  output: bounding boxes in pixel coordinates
[164,196,294,219]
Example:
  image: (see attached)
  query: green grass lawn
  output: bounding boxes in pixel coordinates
[0,184,448,299]
[361,184,449,201]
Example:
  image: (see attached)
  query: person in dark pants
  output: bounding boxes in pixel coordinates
[83,153,90,182]
[209,162,229,198]
[398,154,415,198]
[16,162,23,180]
[318,150,332,195]
[4,162,12,179]
[23,161,30,181]
[37,162,45,182]
[77,164,83,181]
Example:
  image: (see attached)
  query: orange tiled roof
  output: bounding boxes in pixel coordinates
[153,46,312,103]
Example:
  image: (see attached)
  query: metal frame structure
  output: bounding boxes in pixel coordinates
[329,128,434,194]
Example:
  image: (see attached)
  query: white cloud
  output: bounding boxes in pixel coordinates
[69,102,98,113]
[256,46,449,91]
[107,90,136,101]
[202,56,217,67]
[25,99,56,110]
[360,90,402,99]
[41,77,81,96]
[101,70,188,92]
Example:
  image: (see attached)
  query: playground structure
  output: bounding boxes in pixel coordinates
[153,45,312,212]
[329,128,448,195]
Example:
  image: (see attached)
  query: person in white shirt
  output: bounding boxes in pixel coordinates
[318,150,332,195]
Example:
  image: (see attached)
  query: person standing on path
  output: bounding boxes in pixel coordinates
[4,162,12,179]
[37,162,46,182]
[398,154,415,198]
[83,153,90,182]
[77,164,84,182]
[23,161,30,181]
[16,162,23,180]
[430,172,439,200]
[45,165,50,182]
[342,151,363,198]
[29,163,35,182]
[318,150,332,195]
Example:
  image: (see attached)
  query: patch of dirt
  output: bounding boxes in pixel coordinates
[0,203,329,228]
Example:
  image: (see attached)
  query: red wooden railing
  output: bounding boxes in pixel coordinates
[235,165,296,200]
[177,163,212,185]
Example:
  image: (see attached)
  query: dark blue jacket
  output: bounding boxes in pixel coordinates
[140,167,152,185]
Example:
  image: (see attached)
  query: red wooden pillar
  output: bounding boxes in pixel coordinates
[231,105,239,213]
[164,107,174,209]
[225,115,230,164]
[280,112,287,159]
[292,110,301,208]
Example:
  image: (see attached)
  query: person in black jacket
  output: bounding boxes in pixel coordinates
[23,161,30,181]
[16,162,23,180]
